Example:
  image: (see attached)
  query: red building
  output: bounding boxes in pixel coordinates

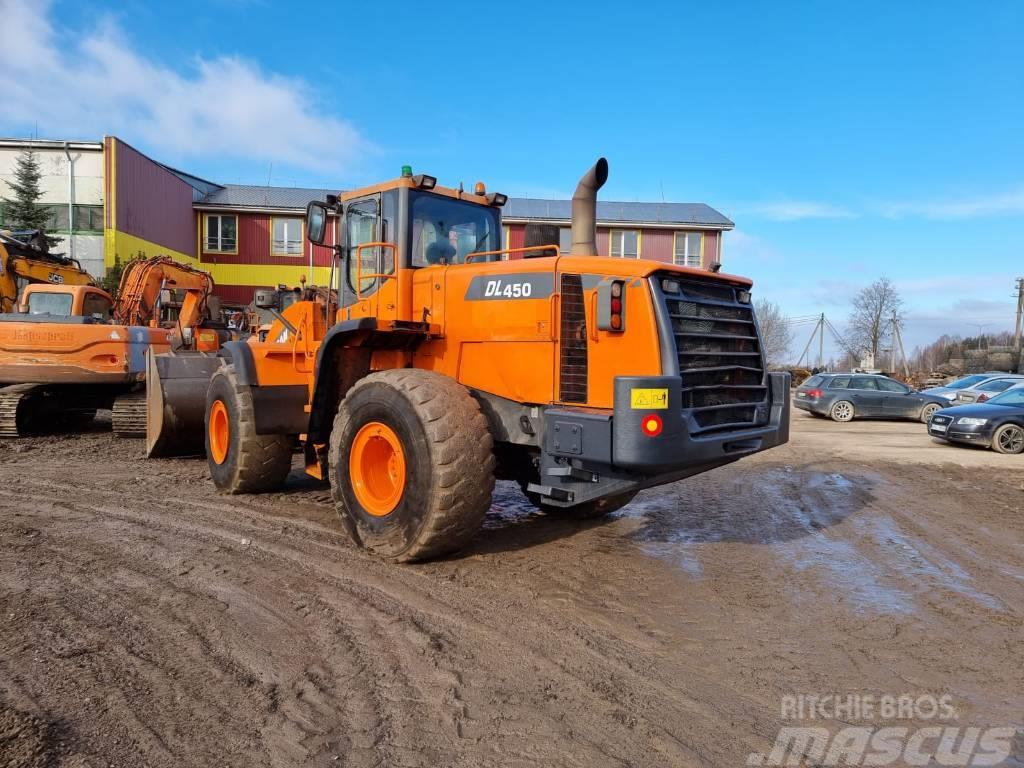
[101,137,734,306]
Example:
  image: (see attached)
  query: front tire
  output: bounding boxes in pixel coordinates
[329,369,495,562]
[205,365,293,493]
[920,402,941,424]
[992,423,1024,455]
[830,400,855,422]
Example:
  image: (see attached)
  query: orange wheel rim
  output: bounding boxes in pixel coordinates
[209,399,230,465]
[349,421,406,516]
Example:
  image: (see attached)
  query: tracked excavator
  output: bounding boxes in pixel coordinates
[0,229,96,312]
[149,159,791,562]
[0,255,218,437]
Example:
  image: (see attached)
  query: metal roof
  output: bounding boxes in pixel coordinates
[198,185,733,228]
[502,198,733,229]
[197,184,333,210]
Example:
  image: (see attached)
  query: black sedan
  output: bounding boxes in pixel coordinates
[794,372,949,423]
[928,385,1024,454]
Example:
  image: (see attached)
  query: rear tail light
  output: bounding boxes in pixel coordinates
[597,279,626,332]
[978,394,989,402]
[806,389,823,398]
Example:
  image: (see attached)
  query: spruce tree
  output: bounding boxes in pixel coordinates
[2,149,54,237]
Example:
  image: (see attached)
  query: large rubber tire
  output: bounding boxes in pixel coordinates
[829,400,855,422]
[919,402,942,424]
[991,423,1024,455]
[519,484,638,520]
[205,365,293,493]
[329,369,495,562]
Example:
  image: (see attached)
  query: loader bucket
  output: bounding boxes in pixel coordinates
[146,351,223,458]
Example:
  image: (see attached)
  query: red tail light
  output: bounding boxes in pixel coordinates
[806,388,823,398]
[978,394,989,402]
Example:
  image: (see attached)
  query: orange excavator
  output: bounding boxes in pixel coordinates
[0,255,218,437]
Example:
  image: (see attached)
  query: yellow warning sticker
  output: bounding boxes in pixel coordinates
[630,388,669,410]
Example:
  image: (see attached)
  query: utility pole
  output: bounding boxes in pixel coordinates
[818,312,825,370]
[797,313,825,370]
[891,310,909,378]
[1014,278,1024,351]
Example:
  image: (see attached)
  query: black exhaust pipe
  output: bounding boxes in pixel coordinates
[570,158,609,256]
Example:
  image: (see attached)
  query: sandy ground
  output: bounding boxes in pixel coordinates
[0,411,1022,767]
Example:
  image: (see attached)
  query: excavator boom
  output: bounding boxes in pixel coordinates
[114,255,215,328]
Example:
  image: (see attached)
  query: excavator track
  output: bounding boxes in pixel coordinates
[112,392,147,438]
[0,384,39,438]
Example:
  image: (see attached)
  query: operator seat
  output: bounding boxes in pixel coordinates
[424,239,456,265]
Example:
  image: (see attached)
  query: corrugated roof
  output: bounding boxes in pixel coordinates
[198,184,333,209]
[502,198,733,229]
[197,185,733,229]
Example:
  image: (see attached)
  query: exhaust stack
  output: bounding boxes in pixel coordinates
[570,158,609,256]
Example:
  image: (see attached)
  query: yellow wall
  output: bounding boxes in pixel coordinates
[104,226,333,288]
[104,229,200,270]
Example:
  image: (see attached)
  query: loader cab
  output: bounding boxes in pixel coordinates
[306,170,505,320]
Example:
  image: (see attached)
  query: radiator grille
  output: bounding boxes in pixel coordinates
[659,275,767,432]
[558,273,588,403]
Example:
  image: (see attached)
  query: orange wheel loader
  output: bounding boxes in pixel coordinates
[0,255,221,437]
[151,159,790,562]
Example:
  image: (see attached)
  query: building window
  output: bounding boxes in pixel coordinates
[272,217,304,256]
[205,214,237,253]
[674,231,703,267]
[609,229,639,258]
[559,227,572,254]
[73,205,104,232]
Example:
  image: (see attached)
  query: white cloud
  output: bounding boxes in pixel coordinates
[0,0,366,172]
[734,201,858,221]
[878,188,1024,220]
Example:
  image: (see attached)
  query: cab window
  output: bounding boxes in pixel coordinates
[851,376,879,390]
[82,293,113,320]
[829,376,851,389]
[27,292,73,316]
[410,191,501,267]
[803,375,825,388]
[346,198,389,295]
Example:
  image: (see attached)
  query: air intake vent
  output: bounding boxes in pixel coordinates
[657,274,768,433]
[559,273,588,403]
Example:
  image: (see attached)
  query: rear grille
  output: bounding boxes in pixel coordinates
[559,273,588,403]
[659,274,767,432]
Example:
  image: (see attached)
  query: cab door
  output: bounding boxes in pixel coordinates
[343,194,398,324]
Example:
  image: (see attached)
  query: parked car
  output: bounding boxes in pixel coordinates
[922,372,1020,403]
[952,374,1024,404]
[794,373,949,423]
[928,383,1024,454]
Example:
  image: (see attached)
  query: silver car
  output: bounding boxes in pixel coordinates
[923,373,1024,403]
[953,375,1024,404]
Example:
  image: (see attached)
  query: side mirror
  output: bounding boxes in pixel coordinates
[306,201,329,246]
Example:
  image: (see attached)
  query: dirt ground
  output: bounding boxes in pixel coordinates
[0,411,1022,767]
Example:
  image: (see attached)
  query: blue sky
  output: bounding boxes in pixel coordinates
[2,0,1022,358]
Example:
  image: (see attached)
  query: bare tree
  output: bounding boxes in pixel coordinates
[755,298,794,368]
[846,277,903,364]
